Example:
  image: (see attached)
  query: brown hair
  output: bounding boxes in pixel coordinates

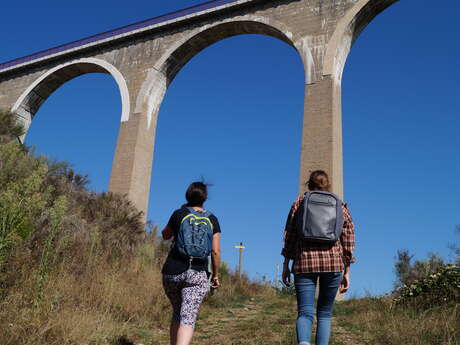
[306,170,331,192]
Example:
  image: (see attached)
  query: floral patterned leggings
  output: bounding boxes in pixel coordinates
[162,269,209,328]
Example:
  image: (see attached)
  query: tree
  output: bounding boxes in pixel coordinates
[0,110,24,143]
[0,142,52,266]
[394,249,445,288]
[448,226,460,264]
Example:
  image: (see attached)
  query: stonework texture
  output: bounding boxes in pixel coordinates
[0,0,399,218]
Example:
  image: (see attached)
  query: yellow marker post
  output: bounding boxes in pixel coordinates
[234,242,245,277]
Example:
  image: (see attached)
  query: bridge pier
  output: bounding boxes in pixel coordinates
[299,76,343,198]
[109,68,167,219]
[109,113,155,219]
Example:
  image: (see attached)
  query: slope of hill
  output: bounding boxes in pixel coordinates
[0,110,458,345]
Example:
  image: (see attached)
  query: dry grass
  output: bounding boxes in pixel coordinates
[3,234,457,345]
[3,236,458,345]
[0,241,171,345]
[0,229,284,345]
[334,296,460,345]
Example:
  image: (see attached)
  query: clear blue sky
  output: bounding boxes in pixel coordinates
[1,0,459,297]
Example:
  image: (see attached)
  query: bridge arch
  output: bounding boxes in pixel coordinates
[12,58,130,140]
[156,17,314,84]
[125,17,310,214]
[135,17,314,129]
[323,0,399,81]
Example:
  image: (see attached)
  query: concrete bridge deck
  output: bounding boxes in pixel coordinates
[0,0,261,74]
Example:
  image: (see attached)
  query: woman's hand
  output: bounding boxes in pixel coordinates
[210,276,220,289]
[340,271,350,294]
[161,226,173,240]
[282,262,292,286]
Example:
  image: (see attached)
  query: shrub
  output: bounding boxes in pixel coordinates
[0,142,52,267]
[0,109,24,143]
[394,249,445,288]
[448,226,460,265]
[394,264,460,308]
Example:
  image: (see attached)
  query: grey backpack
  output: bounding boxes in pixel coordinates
[296,191,344,243]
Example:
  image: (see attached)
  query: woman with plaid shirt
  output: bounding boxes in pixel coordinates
[281,170,355,345]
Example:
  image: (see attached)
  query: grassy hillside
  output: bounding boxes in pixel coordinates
[0,109,458,345]
[333,295,459,345]
[0,110,282,345]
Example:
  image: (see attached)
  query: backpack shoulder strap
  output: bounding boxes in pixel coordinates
[201,210,213,230]
[302,191,313,204]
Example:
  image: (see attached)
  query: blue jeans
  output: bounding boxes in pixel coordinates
[294,272,343,345]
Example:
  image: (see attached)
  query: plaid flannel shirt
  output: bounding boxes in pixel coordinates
[281,195,356,274]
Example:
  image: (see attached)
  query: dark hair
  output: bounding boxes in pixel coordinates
[306,170,331,192]
[185,182,208,207]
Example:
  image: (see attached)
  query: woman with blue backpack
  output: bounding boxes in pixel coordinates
[281,170,355,345]
[162,182,221,345]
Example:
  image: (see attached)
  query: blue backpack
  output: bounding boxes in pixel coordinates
[174,207,214,260]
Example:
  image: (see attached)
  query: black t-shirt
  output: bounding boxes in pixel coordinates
[161,206,221,275]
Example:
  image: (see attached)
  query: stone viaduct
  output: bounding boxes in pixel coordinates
[0,0,399,217]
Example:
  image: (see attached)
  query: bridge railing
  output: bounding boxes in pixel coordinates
[0,0,240,72]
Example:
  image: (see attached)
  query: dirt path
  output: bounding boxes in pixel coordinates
[331,320,368,345]
[193,296,296,345]
[147,295,366,345]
